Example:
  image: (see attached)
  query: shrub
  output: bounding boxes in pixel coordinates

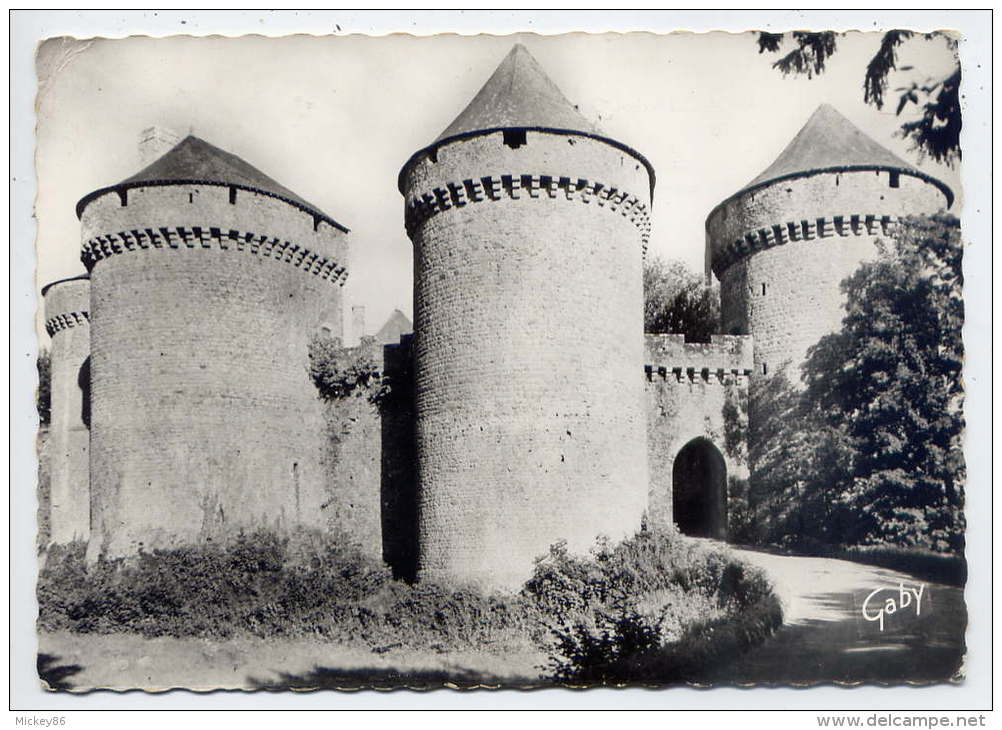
[521,527,782,683]
[38,526,783,684]
[37,531,537,652]
[307,335,382,402]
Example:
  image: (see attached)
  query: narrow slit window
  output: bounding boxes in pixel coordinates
[762,362,768,375]
[761,282,767,296]
[889,171,900,188]
[78,357,91,428]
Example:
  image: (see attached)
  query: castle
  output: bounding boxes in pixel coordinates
[40,45,952,588]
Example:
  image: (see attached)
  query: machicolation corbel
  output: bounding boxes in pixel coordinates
[79,224,347,285]
[404,173,651,249]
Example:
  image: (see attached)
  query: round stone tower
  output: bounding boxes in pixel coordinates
[77,135,348,560]
[399,45,655,588]
[42,274,92,545]
[706,104,953,378]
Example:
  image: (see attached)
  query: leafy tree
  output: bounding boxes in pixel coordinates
[36,349,51,427]
[644,256,719,342]
[757,30,961,165]
[747,214,964,553]
[746,366,854,548]
[801,214,965,552]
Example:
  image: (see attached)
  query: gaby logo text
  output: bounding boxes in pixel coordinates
[862,583,926,631]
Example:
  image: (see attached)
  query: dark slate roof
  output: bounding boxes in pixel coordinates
[733,104,952,205]
[76,135,347,231]
[399,44,655,195]
[435,44,600,141]
[748,104,916,185]
[41,273,89,296]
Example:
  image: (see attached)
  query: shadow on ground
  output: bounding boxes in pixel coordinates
[700,593,965,684]
[248,664,550,691]
[705,548,968,685]
[37,653,84,691]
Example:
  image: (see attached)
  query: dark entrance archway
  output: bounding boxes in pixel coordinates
[672,437,727,539]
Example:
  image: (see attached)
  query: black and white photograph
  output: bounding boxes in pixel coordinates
[11,9,991,711]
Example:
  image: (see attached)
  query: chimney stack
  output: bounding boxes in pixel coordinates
[351,305,366,346]
[138,126,182,166]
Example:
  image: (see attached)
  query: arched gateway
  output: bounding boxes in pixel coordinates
[672,437,727,539]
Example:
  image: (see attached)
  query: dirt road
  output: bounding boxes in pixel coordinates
[706,547,966,685]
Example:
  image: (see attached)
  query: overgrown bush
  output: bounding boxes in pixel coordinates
[39,527,782,684]
[38,532,536,652]
[521,527,781,683]
[307,335,383,402]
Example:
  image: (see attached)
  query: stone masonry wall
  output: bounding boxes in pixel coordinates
[80,185,346,560]
[402,130,652,588]
[303,331,416,571]
[43,277,92,544]
[644,334,751,532]
[316,336,385,561]
[706,171,949,378]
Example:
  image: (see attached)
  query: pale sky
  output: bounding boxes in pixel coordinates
[34,31,961,340]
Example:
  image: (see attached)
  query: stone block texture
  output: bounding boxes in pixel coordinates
[80,184,347,559]
[644,334,751,534]
[707,171,950,378]
[43,276,92,544]
[316,336,387,561]
[402,130,653,588]
[312,332,417,574]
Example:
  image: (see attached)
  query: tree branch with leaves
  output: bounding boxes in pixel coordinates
[757,30,961,165]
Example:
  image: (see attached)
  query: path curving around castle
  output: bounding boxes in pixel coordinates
[710,546,967,685]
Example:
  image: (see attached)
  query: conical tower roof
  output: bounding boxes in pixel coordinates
[734,104,952,204]
[400,44,654,194]
[748,104,914,185]
[435,44,600,141]
[77,135,347,231]
[41,273,90,297]
[374,309,413,345]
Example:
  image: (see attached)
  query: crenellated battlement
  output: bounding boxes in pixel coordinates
[45,311,90,337]
[645,364,752,386]
[644,334,754,384]
[710,213,896,277]
[80,225,348,285]
[404,173,651,250]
